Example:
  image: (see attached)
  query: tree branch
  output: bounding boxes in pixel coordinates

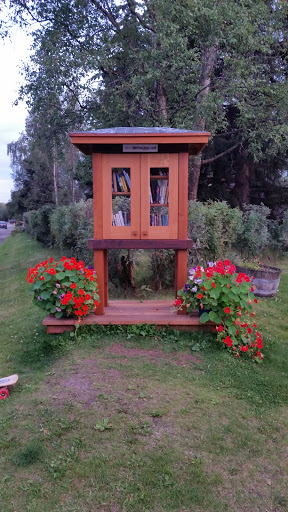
[89,0,121,32]
[126,0,155,33]
[213,129,241,138]
[201,141,241,165]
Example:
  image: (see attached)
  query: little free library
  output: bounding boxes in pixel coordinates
[43,127,212,333]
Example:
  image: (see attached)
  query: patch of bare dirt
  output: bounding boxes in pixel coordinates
[107,343,203,366]
[45,358,123,408]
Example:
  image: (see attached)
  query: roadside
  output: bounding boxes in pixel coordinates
[0,222,14,245]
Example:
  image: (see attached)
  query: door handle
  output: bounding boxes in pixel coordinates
[132,231,138,236]
[142,231,148,236]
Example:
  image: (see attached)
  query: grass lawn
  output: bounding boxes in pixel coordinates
[0,233,288,512]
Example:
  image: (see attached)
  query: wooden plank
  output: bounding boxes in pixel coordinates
[94,250,105,314]
[178,153,189,239]
[43,301,216,333]
[93,153,103,239]
[175,250,188,316]
[104,249,108,307]
[70,133,210,145]
[88,239,193,249]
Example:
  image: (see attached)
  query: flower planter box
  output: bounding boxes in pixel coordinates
[235,265,282,297]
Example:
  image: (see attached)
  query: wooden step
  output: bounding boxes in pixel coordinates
[43,300,216,334]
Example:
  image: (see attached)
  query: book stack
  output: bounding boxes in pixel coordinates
[150,179,169,204]
[112,168,131,193]
[112,210,131,226]
[150,212,169,226]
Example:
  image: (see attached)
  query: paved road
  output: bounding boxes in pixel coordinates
[0,223,15,245]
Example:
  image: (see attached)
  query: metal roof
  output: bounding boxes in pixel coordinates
[70,127,208,135]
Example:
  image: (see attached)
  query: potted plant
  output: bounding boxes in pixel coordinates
[26,256,100,319]
[234,257,282,297]
[174,259,264,361]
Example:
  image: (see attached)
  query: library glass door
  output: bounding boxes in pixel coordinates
[102,153,178,239]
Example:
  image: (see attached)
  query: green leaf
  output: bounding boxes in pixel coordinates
[55,272,66,280]
[208,311,222,324]
[199,312,210,323]
[55,311,63,319]
[228,325,237,336]
[40,290,51,300]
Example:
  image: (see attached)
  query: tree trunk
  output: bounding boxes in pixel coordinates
[188,44,217,200]
[156,80,167,123]
[235,148,252,205]
[52,143,59,206]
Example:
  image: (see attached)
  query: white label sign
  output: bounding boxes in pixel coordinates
[123,144,158,153]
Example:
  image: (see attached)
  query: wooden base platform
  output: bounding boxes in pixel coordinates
[43,300,216,334]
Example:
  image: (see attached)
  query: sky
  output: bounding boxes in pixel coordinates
[0,25,30,204]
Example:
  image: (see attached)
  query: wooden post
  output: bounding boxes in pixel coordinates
[176,152,189,314]
[104,249,108,306]
[94,249,105,315]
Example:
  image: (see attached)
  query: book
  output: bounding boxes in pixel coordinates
[112,171,118,192]
[164,184,169,204]
[115,171,123,191]
[123,169,131,190]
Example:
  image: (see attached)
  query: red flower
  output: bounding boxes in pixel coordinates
[254,298,258,303]
[247,328,252,334]
[224,259,230,266]
[224,307,231,314]
[63,262,72,270]
[94,300,99,307]
[197,293,203,299]
[28,277,34,283]
[85,294,91,301]
[211,282,216,288]
[78,289,84,295]
[257,340,263,349]
[201,286,206,291]
[241,345,248,352]
[48,268,56,275]
[217,325,224,332]
[236,277,242,283]
[70,283,77,289]
[224,336,233,347]
[39,276,45,281]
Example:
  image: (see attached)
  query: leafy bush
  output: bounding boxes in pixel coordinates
[49,200,94,264]
[236,204,271,257]
[24,204,54,245]
[188,201,242,265]
[149,249,175,290]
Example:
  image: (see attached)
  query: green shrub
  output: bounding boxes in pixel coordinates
[49,200,94,264]
[188,200,242,265]
[24,204,54,245]
[236,204,270,257]
[149,249,175,290]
